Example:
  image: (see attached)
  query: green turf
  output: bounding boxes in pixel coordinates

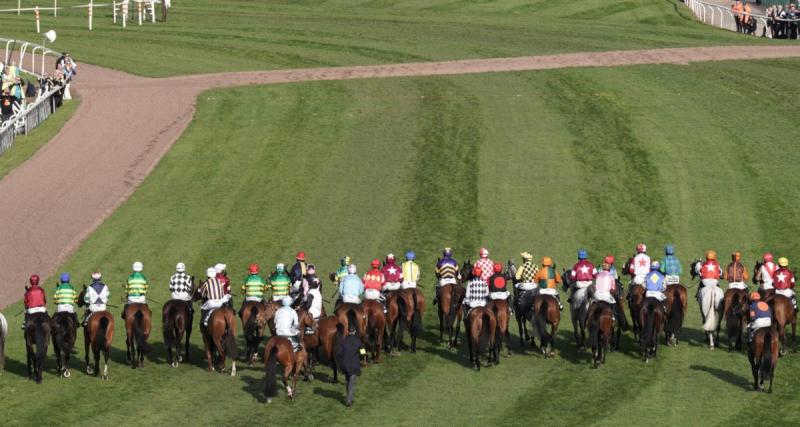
[0,0,783,76]
[0,96,79,179]
[2,58,800,425]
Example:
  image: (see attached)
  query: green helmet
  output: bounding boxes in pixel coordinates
[340,256,351,266]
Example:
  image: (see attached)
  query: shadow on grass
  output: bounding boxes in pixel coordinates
[241,373,269,403]
[313,386,345,405]
[689,364,751,389]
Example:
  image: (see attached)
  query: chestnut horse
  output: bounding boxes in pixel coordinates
[530,294,560,358]
[748,326,779,393]
[362,300,386,363]
[162,299,192,368]
[763,294,797,354]
[263,309,314,402]
[664,284,687,346]
[464,306,496,371]
[78,289,114,380]
[201,307,238,375]
[588,302,614,368]
[240,300,271,365]
[386,290,413,355]
[123,303,152,368]
[24,312,51,384]
[335,303,367,344]
[722,288,748,351]
[51,311,78,378]
[311,315,342,383]
[402,288,425,353]
[487,299,511,359]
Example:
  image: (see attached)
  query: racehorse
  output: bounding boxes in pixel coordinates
[438,281,465,348]
[362,300,386,363]
[722,288,748,351]
[639,298,663,363]
[162,299,193,368]
[588,302,614,368]
[530,294,560,358]
[201,307,238,376]
[748,326,779,393]
[386,290,413,355]
[698,284,724,349]
[487,299,511,360]
[51,311,78,378]
[611,279,629,351]
[623,257,646,341]
[263,309,313,402]
[763,294,796,354]
[122,303,152,368]
[664,284,687,346]
[240,300,270,365]
[464,306,496,371]
[77,288,114,380]
[24,312,51,383]
[752,260,775,299]
[335,303,367,345]
[311,315,341,383]
[0,312,6,374]
[402,288,425,353]
[563,269,589,351]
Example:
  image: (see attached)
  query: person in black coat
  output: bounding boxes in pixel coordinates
[336,326,363,407]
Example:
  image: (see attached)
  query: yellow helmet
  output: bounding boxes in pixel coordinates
[541,256,553,266]
[778,257,789,267]
[521,252,533,261]
[706,250,717,261]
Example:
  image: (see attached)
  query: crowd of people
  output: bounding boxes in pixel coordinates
[0,52,76,125]
[765,3,800,39]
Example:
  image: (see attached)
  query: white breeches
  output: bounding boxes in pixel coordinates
[343,295,361,304]
[383,282,401,291]
[26,307,47,314]
[516,282,537,291]
[364,289,382,300]
[727,282,748,290]
[401,281,417,290]
[489,291,509,300]
[56,304,75,313]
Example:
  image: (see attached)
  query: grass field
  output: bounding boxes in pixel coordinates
[2,57,800,425]
[0,97,79,179]
[0,0,782,76]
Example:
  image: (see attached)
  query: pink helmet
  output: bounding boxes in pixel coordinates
[479,248,489,258]
[764,252,773,262]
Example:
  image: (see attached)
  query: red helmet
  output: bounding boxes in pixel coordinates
[479,248,489,258]
[296,251,306,261]
[472,266,483,277]
[764,252,773,262]
[493,262,503,273]
[371,259,381,268]
[636,243,647,253]
[248,263,260,274]
[29,274,40,286]
[604,255,615,265]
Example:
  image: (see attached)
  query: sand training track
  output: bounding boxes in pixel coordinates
[1,45,800,308]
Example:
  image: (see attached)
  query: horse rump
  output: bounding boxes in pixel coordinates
[640,301,656,351]
[533,298,550,348]
[53,313,76,355]
[133,310,152,354]
[264,343,279,398]
[244,305,260,342]
[95,316,111,353]
[668,296,684,339]
[223,315,238,361]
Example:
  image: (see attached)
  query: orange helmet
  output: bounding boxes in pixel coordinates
[542,256,553,267]
[750,291,761,301]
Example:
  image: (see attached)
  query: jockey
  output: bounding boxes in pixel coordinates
[774,257,796,311]
[535,256,563,310]
[382,254,403,293]
[290,252,307,296]
[268,264,292,302]
[199,267,227,327]
[724,252,749,291]
[214,263,230,294]
[488,262,511,314]
[339,264,364,305]
[568,249,596,304]
[82,271,109,326]
[475,248,494,282]
[514,252,539,303]
[169,262,194,303]
[363,259,385,302]
[401,251,420,289]
[304,263,322,300]
[645,261,667,313]
[696,251,721,300]
[242,263,266,302]
[22,275,47,329]
[628,244,651,287]
[335,256,351,287]
[748,292,772,341]
[463,266,489,312]
[274,297,301,351]
[434,248,459,306]
[586,256,617,323]
[123,261,148,319]
[759,252,778,292]
[304,265,323,320]
[54,272,78,323]
[660,244,682,285]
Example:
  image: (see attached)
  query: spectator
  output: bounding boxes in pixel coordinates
[336,325,363,407]
[0,88,14,122]
[732,0,743,33]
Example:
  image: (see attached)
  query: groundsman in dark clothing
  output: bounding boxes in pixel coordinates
[336,327,364,407]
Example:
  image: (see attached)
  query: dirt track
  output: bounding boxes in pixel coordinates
[1,45,800,308]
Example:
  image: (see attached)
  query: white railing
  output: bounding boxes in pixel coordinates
[684,0,800,38]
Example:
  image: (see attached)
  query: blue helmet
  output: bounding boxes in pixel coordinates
[443,248,453,258]
[282,297,292,307]
[651,261,661,270]
[406,251,415,260]
[665,244,675,255]
[60,272,70,283]
[578,249,587,260]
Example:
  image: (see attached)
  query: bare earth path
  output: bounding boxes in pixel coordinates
[1,45,800,307]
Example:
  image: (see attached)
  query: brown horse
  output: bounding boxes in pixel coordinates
[335,303,367,344]
[240,300,270,365]
[313,315,342,383]
[403,288,425,353]
[83,311,114,380]
[748,326,779,393]
[752,261,776,299]
[628,285,645,341]
[123,303,152,368]
[51,311,78,378]
[24,312,51,384]
[588,302,614,368]
[201,307,238,375]
[639,298,664,363]
[530,294,560,358]
[722,288,748,352]
[764,294,797,354]
[664,284,687,346]
[362,300,386,363]
[386,290,413,355]
[264,336,307,402]
[487,299,511,360]
[162,299,192,368]
[464,306,496,371]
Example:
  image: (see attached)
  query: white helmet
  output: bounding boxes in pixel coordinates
[347,264,357,274]
[479,248,489,258]
[214,263,226,273]
[91,271,102,280]
[206,267,217,278]
[132,261,143,272]
[176,262,186,273]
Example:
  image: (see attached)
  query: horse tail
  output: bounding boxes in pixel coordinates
[264,343,278,398]
[163,303,177,349]
[134,310,152,354]
[0,313,7,339]
[446,287,458,326]
[535,299,549,344]
[223,314,238,360]
[54,315,73,355]
[397,295,407,338]
[702,289,718,331]
[245,305,259,342]
[346,308,358,335]
[668,296,683,336]
[96,316,110,352]
[33,316,49,363]
[760,329,774,382]
[411,290,422,335]
[642,302,655,348]
[479,310,491,351]
[589,309,600,351]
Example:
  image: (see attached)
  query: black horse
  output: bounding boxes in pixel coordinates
[51,311,78,378]
[25,312,51,383]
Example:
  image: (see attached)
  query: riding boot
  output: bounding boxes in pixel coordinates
[21,313,28,330]
[121,303,129,320]
[81,311,90,327]
[567,288,574,304]
[555,294,563,311]
[201,309,210,327]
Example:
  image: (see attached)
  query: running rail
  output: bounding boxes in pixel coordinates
[684,0,800,38]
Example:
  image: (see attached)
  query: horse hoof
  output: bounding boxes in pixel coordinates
[63,370,71,378]
[103,375,109,381]
[267,398,273,404]
[177,355,184,363]
[171,361,179,368]
[85,366,94,375]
